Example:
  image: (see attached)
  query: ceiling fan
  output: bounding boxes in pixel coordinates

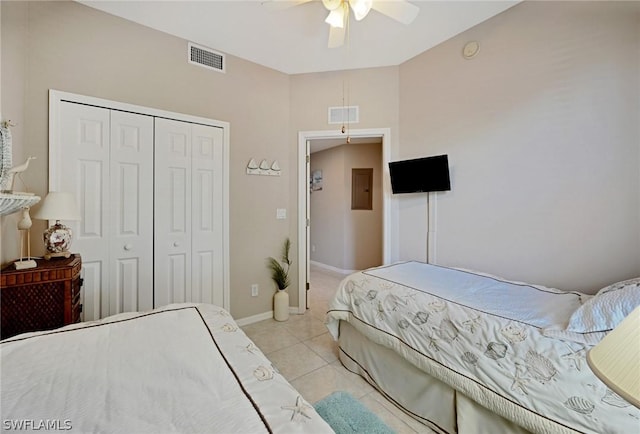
[263,0,419,48]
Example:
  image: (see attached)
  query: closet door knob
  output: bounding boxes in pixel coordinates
[173,241,180,247]
[124,244,133,251]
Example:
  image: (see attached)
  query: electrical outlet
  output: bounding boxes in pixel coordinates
[311,244,316,252]
[251,284,259,297]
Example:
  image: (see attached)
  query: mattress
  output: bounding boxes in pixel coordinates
[1,303,333,433]
[325,261,640,434]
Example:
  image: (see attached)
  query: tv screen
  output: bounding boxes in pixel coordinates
[389,154,451,194]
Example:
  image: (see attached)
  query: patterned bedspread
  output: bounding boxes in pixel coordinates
[325,262,640,434]
[1,304,333,433]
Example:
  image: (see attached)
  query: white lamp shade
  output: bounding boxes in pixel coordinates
[32,192,81,221]
[587,305,640,408]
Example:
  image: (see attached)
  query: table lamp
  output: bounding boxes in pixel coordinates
[32,192,81,260]
[587,305,640,408]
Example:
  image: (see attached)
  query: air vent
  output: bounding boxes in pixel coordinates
[328,106,359,125]
[188,42,225,73]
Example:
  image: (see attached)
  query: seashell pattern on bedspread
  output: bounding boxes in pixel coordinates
[325,261,640,434]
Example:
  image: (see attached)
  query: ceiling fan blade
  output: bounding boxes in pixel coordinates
[371,0,419,25]
[261,0,313,11]
[328,25,345,48]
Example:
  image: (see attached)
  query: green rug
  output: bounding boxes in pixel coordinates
[314,391,395,434]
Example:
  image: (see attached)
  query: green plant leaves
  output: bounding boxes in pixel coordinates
[268,238,291,290]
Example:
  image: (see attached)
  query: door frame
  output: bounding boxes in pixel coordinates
[48,89,231,312]
[297,128,392,313]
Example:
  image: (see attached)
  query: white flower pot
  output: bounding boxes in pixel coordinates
[274,290,289,321]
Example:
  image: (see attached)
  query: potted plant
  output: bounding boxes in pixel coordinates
[267,238,291,321]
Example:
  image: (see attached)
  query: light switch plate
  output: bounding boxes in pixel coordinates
[276,208,286,219]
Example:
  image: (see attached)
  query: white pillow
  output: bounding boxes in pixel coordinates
[566,277,640,333]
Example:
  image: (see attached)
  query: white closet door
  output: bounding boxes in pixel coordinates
[59,102,111,321]
[154,118,193,306]
[109,111,154,314]
[191,124,225,306]
[51,90,230,317]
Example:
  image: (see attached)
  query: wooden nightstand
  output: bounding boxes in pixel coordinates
[1,254,82,340]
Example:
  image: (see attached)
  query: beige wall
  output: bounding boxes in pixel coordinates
[0,1,291,319]
[2,0,637,323]
[399,1,640,293]
[342,142,383,270]
[310,146,346,269]
[310,142,382,271]
[0,1,27,261]
[289,67,400,133]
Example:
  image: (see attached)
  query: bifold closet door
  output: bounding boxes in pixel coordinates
[109,111,154,315]
[58,102,154,321]
[192,124,225,306]
[58,103,109,321]
[154,118,225,307]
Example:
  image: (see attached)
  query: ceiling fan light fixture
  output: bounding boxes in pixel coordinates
[322,0,343,11]
[325,7,345,28]
[349,0,372,21]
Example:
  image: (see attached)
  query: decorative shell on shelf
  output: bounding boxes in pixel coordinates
[270,160,281,176]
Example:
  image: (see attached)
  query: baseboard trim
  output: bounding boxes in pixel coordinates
[235,311,273,326]
[235,307,301,326]
[310,260,358,275]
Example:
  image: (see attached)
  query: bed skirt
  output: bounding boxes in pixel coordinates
[337,320,532,434]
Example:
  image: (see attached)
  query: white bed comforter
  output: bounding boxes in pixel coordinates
[326,262,640,434]
[1,303,333,434]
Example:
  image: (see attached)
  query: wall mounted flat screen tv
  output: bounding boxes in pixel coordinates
[389,154,451,194]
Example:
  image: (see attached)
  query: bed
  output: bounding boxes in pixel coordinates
[325,261,640,434]
[1,303,333,433]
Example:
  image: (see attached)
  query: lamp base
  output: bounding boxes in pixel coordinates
[44,251,72,260]
[42,222,73,259]
[14,259,37,270]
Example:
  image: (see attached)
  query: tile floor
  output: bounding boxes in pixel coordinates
[241,265,435,434]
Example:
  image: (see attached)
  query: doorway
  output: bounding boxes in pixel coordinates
[297,128,392,313]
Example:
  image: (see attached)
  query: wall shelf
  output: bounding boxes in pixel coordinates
[0,193,40,216]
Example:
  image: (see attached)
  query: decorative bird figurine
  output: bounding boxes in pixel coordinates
[4,156,36,193]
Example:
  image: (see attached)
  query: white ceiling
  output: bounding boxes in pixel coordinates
[79,0,519,75]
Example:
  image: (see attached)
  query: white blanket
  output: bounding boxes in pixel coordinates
[362,262,585,328]
[1,304,333,433]
[326,262,640,434]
